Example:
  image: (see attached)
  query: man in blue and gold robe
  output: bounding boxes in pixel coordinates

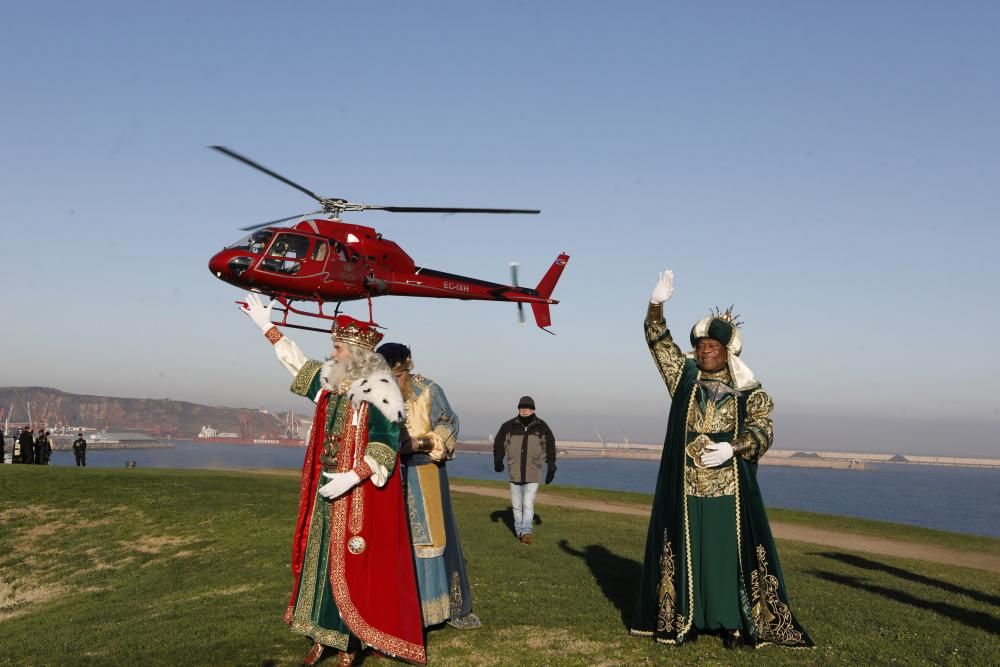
[377,342,481,630]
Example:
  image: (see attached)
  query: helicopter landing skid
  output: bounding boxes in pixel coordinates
[236,294,378,334]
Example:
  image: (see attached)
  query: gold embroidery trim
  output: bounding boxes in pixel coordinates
[449,570,463,618]
[328,448,427,662]
[289,496,350,650]
[645,306,686,397]
[744,389,775,458]
[656,528,681,633]
[365,442,397,473]
[687,394,739,433]
[750,545,807,645]
[291,359,324,397]
[321,396,348,470]
[346,403,367,536]
[421,589,451,626]
[685,464,737,497]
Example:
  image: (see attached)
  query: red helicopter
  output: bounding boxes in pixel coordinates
[207,147,570,333]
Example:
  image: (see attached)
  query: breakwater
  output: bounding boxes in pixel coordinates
[455,441,1000,470]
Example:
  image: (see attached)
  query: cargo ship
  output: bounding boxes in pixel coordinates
[195,424,305,447]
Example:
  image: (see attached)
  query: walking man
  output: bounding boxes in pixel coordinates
[492,396,557,544]
[73,432,87,467]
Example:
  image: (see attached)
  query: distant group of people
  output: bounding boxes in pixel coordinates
[1,428,87,466]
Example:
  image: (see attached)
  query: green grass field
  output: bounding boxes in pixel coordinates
[1,466,997,666]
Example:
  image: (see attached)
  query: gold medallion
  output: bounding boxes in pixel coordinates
[686,434,714,469]
[347,536,366,555]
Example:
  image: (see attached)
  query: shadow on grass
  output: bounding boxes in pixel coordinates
[811,570,1000,635]
[490,507,543,538]
[812,551,1000,607]
[559,539,641,627]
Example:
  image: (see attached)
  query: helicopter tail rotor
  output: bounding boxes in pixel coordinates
[510,262,525,324]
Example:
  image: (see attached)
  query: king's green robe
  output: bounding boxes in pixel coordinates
[630,304,813,648]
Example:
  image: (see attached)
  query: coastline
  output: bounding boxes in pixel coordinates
[455,441,1000,469]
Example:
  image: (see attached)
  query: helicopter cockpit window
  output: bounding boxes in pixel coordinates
[249,230,275,254]
[311,241,328,262]
[261,233,310,275]
[227,230,275,254]
[267,233,310,259]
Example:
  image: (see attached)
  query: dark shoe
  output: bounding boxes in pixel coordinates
[722,629,742,650]
[520,534,533,545]
[301,642,325,666]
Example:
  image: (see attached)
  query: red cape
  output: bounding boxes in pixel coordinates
[285,390,426,664]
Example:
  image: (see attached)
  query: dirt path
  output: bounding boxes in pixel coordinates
[451,483,1000,573]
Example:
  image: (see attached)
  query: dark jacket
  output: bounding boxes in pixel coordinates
[493,415,556,484]
[18,430,34,464]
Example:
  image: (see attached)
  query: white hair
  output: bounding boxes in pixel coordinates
[322,345,390,387]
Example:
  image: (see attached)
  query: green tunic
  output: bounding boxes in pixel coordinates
[286,361,402,650]
[630,304,813,648]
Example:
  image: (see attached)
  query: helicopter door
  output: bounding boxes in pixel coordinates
[323,239,365,283]
[258,233,318,276]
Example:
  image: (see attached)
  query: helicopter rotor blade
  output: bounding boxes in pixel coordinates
[365,205,540,215]
[239,210,324,232]
[210,146,328,204]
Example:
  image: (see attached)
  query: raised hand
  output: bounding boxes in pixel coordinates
[240,293,275,332]
[650,270,674,305]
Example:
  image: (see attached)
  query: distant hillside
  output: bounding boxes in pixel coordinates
[0,387,286,438]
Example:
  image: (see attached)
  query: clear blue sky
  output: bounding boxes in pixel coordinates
[2,2,998,455]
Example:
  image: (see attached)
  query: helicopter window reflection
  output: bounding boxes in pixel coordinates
[311,241,328,262]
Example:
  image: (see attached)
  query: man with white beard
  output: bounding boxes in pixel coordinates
[241,294,426,666]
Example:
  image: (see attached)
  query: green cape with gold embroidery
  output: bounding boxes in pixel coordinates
[630,357,814,648]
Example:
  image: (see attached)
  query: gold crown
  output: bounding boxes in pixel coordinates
[332,316,384,351]
[710,305,743,328]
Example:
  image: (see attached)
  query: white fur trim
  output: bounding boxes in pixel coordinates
[347,370,406,423]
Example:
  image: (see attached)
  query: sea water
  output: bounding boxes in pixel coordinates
[41,441,1000,538]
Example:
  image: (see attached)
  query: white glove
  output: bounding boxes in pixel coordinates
[650,270,674,305]
[318,470,361,500]
[702,442,734,467]
[240,293,275,333]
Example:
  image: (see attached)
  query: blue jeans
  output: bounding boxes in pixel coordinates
[510,482,539,537]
